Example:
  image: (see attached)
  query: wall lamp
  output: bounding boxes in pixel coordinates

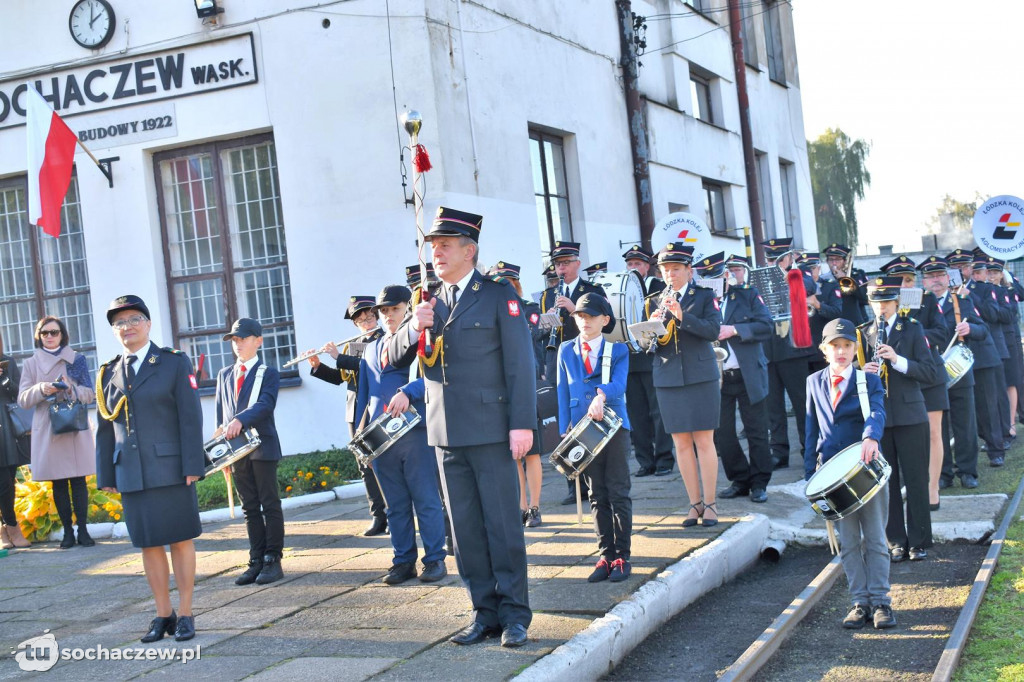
[195,0,224,18]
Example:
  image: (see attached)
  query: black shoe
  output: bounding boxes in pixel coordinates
[634,467,655,477]
[771,458,790,471]
[60,529,75,549]
[501,623,528,648]
[938,478,953,489]
[718,483,750,499]
[235,558,264,585]
[76,528,95,547]
[363,517,388,536]
[255,554,284,584]
[419,560,447,583]
[587,558,611,583]
[383,561,417,585]
[525,507,542,528]
[174,615,195,642]
[141,611,177,643]
[700,501,719,527]
[450,622,501,645]
[908,547,928,561]
[842,604,870,629]
[960,474,979,489]
[1003,440,1012,451]
[889,547,906,563]
[749,488,767,504]
[521,509,529,525]
[608,558,631,582]
[654,467,672,476]
[872,604,897,629]
[930,502,941,512]
[990,456,1005,467]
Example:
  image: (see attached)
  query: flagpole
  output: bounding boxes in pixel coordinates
[75,138,113,186]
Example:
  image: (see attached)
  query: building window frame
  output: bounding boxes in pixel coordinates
[685,0,716,21]
[763,0,786,84]
[739,0,758,67]
[530,129,574,252]
[778,158,800,242]
[754,150,775,238]
[689,71,715,125]
[702,179,728,235]
[0,173,98,372]
[153,132,297,386]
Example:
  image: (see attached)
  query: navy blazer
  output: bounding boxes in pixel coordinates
[804,367,886,480]
[556,337,631,435]
[354,335,426,430]
[215,357,282,461]
[645,284,721,387]
[939,290,996,374]
[967,280,1011,358]
[95,345,204,493]
[856,315,940,427]
[720,285,772,404]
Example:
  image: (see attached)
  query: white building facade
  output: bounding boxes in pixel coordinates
[0,0,816,454]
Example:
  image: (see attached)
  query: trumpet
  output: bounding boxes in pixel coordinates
[546,276,566,351]
[282,329,381,368]
[838,252,858,295]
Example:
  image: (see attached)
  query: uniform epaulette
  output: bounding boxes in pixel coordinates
[162,347,184,354]
[100,355,121,368]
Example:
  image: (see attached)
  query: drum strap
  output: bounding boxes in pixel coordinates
[855,369,870,421]
[601,341,614,384]
[241,365,267,412]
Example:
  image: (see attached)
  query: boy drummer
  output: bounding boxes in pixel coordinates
[805,318,893,629]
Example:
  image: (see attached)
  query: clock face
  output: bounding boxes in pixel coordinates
[69,0,116,49]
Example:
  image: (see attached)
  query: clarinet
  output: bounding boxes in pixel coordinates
[546,276,566,351]
[647,289,674,355]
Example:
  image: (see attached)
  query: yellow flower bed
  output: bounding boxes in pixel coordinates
[13,469,123,542]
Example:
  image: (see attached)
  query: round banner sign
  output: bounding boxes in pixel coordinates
[651,212,713,261]
[972,195,1024,260]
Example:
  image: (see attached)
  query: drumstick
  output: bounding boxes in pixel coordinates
[575,477,584,525]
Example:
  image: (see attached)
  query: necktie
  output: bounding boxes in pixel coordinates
[380,345,389,370]
[449,284,460,308]
[125,354,137,388]
[236,364,246,398]
[582,341,593,374]
[831,374,844,408]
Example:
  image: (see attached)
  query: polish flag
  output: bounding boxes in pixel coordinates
[26,87,78,238]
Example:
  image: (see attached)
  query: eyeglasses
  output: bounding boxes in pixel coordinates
[112,315,147,331]
[39,330,62,338]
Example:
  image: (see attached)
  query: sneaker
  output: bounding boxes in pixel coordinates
[525,507,542,528]
[383,562,417,585]
[587,558,611,583]
[608,558,631,582]
[842,604,870,629]
[872,604,897,629]
[419,560,447,583]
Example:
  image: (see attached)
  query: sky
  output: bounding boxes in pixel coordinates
[791,1,1024,255]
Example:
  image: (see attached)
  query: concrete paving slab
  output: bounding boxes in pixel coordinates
[137,654,280,680]
[247,655,398,681]
[298,628,438,660]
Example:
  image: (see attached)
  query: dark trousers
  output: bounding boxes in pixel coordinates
[883,422,932,550]
[437,442,531,629]
[973,367,1005,460]
[941,380,979,481]
[371,432,446,566]
[625,370,674,472]
[0,465,17,526]
[51,476,88,530]
[715,371,772,490]
[767,357,810,462]
[583,428,632,560]
[349,420,387,519]
[232,457,285,560]
[995,366,1012,440]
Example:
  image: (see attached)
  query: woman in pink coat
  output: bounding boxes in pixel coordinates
[18,316,96,549]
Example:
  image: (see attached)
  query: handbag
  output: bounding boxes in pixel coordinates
[5,403,33,438]
[48,390,89,434]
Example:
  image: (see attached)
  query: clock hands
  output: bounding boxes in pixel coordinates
[89,2,98,28]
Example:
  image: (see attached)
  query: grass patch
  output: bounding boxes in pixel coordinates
[195,448,361,511]
[941,438,1024,498]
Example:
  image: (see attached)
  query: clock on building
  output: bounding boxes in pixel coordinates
[69,0,116,50]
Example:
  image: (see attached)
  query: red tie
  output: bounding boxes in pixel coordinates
[381,346,389,370]
[236,364,246,398]
[831,374,844,408]
[582,341,593,374]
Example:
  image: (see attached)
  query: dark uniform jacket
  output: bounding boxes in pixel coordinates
[388,271,537,448]
[311,328,384,426]
[540,277,606,346]
[720,285,773,404]
[809,278,844,346]
[835,267,869,325]
[629,278,664,374]
[939,290,995,377]
[0,355,29,467]
[215,358,282,461]
[915,290,952,391]
[96,345,204,493]
[967,280,1011,358]
[644,283,721,388]
[763,267,818,362]
[856,315,940,427]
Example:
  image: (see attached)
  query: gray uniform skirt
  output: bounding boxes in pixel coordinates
[121,483,202,548]
[656,380,721,433]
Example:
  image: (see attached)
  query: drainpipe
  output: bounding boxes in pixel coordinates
[616,0,655,251]
[729,0,764,265]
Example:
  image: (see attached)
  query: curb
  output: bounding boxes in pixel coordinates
[45,480,368,542]
[515,514,771,682]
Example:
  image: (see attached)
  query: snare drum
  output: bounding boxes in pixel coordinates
[592,271,646,352]
[203,428,262,476]
[942,342,974,388]
[805,443,891,521]
[548,408,623,480]
[349,406,422,468]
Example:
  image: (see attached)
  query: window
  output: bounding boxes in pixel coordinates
[530,130,573,251]
[0,175,97,372]
[689,73,714,124]
[763,0,786,84]
[754,151,775,237]
[685,0,714,17]
[702,180,727,234]
[779,159,799,241]
[155,135,296,385]
[739,1,758,67]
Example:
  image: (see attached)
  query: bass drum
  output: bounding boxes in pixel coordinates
[592,271,646,352]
